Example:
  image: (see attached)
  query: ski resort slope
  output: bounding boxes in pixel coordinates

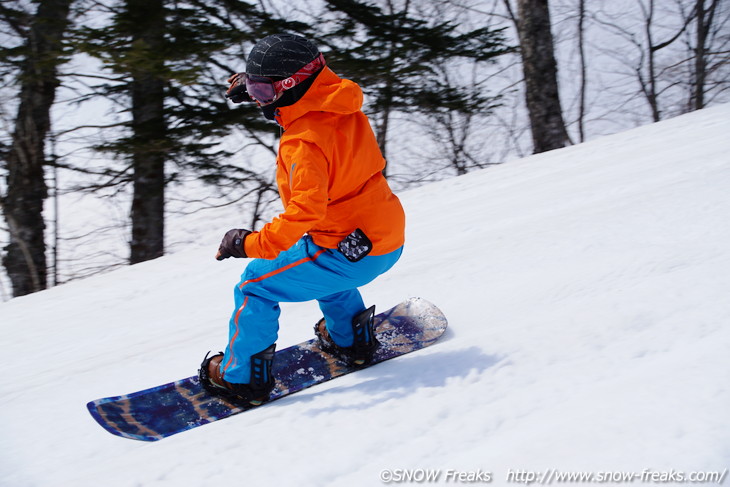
[2,104,729,486]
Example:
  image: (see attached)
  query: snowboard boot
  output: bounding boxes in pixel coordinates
[198,344,276,406]
[314,305,379,366]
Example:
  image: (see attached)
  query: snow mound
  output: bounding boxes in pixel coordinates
[1,104,729,486]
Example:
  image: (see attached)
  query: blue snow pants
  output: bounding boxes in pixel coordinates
[220,235,403,384]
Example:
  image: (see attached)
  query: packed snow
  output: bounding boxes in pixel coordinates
[1,105,729,486]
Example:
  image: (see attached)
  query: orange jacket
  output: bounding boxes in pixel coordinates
[243,67,405,260]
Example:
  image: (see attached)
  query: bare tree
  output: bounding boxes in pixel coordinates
[592,0,712,122]
[633,0,701,121]
[685,0,728,110]
[576,0,587,142]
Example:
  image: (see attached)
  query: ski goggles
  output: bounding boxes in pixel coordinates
[228,53,326,106]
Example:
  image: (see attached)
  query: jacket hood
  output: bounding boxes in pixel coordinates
[275,67,363,128]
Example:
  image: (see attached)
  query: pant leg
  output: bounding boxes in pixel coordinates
[221,284,281,384]
[221,236,402,383]
[221,238,314,384]
[316,245,403,346]
[317,289,366,346]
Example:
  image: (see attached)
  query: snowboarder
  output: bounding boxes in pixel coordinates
[199,34,406,406]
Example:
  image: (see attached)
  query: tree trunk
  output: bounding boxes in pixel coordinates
[127,0,167,264]
[376,104,391,178]
[514,0,571,153]
[376,56,396,178]
[2,0,73,297]
[642,0,661,122]
[693,0,718,110]
[577,0,587,142]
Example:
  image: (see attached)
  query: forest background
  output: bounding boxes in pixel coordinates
[1,0,728,300]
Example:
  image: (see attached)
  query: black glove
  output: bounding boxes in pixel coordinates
[225,73,248,103]
[216,229,251,260]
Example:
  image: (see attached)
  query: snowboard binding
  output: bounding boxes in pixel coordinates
[198,344,276,406]
[314,305,379,366]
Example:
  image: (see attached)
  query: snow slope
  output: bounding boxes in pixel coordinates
[1,105,729,486]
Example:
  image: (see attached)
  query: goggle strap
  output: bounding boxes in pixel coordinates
[274,53,326,94]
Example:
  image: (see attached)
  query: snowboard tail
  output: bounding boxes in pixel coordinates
[87,297,447,441]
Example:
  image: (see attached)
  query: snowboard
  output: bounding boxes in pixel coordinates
[87,297,447,441]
